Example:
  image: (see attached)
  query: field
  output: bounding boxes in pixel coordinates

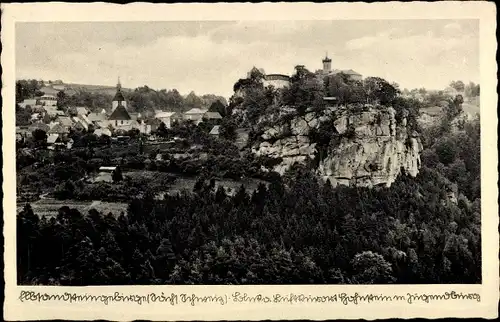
[17,199,128,217]
[125,170,267,196]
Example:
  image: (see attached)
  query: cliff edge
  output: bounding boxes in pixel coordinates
[250,104,422,187]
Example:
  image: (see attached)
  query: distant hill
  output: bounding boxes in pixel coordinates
[62,83,133,96]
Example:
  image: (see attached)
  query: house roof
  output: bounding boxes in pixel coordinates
[96,121,110,128]
[203,111,222,119]
[49,123,69,134]
[47,134,60,144]
[29,123,50,132]
[185,108,208,115]
[209,125,220,135]
[341,69,362,76]
[156,111,177,118]
[94,128,112,137]
[99,166,117,171]
[108,105,131,120]
[88,112,107,122]
[79,114,91,125]
[76,107,89,115]
[46,109,59,116]
[22,99,37,106]
[73,116,89,130]
[57,116,73,127]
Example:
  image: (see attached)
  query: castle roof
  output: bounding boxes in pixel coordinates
[342,69,362,76]
[108,105,131,120]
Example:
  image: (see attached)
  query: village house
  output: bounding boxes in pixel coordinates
[94,128,112,137]
[184,108,209,124]
[209,125,220,137]
[47,133,61,147]
[155,111,181,128]
[75,106,90,116]
[18,99,38,109]
[87,112,108,123]
[56,116,74,130]
[48,123,70,136]
[72,116,90,131]
[203,111,223,121]
[45,108,65,118]
[29,122,50,133]
[39,94,58,107]
[145,118,163,133]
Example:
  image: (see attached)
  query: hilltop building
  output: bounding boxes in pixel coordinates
[315,53,363,81]
[241,54,362,94]
[263,74,291,89]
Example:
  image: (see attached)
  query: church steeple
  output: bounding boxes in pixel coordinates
[112,77,127,111]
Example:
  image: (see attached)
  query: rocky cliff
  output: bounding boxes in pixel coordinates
[251,105,422,187]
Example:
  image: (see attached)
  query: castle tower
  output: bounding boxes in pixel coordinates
[112,77,127,111]
[322,53,332,74]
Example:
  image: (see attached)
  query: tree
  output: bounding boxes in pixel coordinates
[219,118,237,141]
[208,100,227,117]
[351,251,394,284]
[283,66,324,114]
[184,91,204,110]
[112,166,123,183]
[435,138,458,165]
[57,91,68,110]
[363,77,399,105]
[32,129,48,144]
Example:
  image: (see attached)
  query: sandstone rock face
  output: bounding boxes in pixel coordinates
[251,105,422,188]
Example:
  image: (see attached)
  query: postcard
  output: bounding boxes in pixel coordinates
[2,2,498,320]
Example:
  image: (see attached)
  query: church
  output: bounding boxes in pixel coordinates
[106,78,151,134]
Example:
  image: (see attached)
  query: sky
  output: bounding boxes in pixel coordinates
[16,20,479,99]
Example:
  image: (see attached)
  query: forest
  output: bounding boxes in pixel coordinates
[17,119,481,285]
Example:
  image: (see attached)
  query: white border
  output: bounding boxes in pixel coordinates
[2,2,498,320]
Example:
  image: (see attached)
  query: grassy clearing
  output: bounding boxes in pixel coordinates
[18,199,128,217]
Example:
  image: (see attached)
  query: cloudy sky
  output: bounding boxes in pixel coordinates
[16,20,479,98]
